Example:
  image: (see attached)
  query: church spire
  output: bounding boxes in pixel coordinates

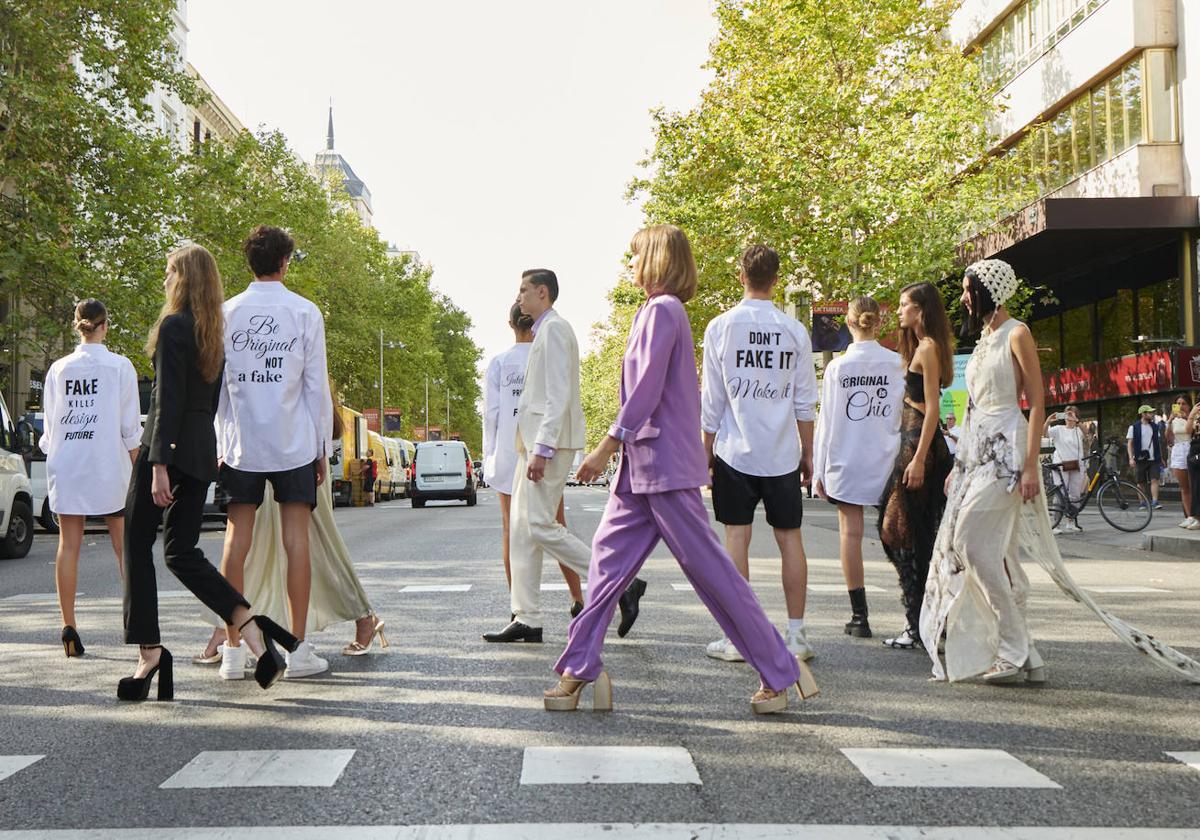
[326,102,335,151]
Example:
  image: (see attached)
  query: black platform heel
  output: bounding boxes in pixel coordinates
[62,626,85,657]
[117,647,174,701]
[239,616,298,690]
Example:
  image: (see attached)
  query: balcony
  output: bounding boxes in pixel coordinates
[1048,142,1184,200]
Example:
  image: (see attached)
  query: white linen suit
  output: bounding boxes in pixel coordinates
[510,308,590,626]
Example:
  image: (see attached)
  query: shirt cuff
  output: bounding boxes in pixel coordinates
[533,443,556,459]
[607,423,635,442]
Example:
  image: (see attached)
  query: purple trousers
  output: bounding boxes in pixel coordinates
[554,479,801,692]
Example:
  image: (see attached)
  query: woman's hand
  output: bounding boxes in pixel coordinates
[575,446,609,484]
[151,464,174,508]
[814,479,826,500]
[902,457,925,490]
[944,470,954,497]
[1019,462,1040,502]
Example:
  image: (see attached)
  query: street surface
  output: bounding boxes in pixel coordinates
[0,487,1198,838]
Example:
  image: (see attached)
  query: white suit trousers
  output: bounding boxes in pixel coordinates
[509,446,592,627]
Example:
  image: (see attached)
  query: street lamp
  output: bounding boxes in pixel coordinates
[378,330,405,435]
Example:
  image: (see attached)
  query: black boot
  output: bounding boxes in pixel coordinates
[844,587,872,638]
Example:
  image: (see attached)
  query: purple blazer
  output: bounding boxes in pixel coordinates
[608,294,710,494]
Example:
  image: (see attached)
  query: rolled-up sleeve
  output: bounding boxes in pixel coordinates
[609,302,677,439]
[119,358,143,450]
[699,319,726,435]
[792,324,818,422]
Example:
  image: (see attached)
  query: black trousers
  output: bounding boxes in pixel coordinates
[123,447,249,645]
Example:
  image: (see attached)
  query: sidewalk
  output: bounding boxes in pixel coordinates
[1051,501,1200,560]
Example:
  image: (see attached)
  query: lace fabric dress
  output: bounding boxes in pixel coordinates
[920,317,1200,683]
[878,398,953,637]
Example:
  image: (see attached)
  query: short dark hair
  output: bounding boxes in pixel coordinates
[740,245,779,292]
[509,302,534,332]
[243,225,295,278]
[522,268,558,303]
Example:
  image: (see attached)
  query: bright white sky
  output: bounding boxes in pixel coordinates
[187,1,719,377]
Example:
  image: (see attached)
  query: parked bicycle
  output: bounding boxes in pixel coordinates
[1043,439,1152,533]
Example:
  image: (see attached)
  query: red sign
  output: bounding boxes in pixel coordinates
[1041,350,1173,405]
[1176,349,1200,388]
[362,408,380,432]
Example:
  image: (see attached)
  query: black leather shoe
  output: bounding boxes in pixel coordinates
[570,601,584,618]
[482,620,543,643]
[617,578,647,638]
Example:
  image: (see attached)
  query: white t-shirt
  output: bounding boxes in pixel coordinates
[482,342,530,495]
[701,299,818,477]
[40,344,142,515]
[812,340,904,505]
[216,280,333,472]
[1126,421,1155,460]
[1170,416,1191,444]
[1048,424,1084,463]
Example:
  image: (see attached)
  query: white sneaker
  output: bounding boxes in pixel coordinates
[284,640,329,679]
[1069,522,1083,532]
[705,637,744,662]
[1179,517,1196,529]
[218,642,247,680]
[786,629,816,661]
[1186,519,1200,531]
[1051,526,1066,535]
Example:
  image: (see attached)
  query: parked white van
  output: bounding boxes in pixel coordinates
[409,440,477,508]
[0,394,35,558]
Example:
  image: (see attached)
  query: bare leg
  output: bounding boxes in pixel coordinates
[221,503,257,646]
[774,527,807,619]
[279,502,313,640]
[1175,468,1191,517]
[723,524,752,579]
[101,514,125,580]
[837,503,865,589]
[1151,477,1160,503]
[55,515,85,629]
[498,492,512,588]
[555,497,584,604]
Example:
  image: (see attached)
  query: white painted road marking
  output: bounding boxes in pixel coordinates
[841,748,1061,789]
[520,746,701,785]
[541,583,588,591]
[1084,586,1170,594]
[1167,752,1200,774]
[160,749,356,789]
[399,584,472,593]
[808,584,886,593]
[0,756,43,783]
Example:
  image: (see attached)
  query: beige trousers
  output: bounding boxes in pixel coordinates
[509,446,591,627]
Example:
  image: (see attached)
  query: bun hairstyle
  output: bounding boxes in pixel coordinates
[73,299,107,336]
[509,301,534,332]
[846,296,881,332]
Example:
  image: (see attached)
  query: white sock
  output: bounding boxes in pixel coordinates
[788,618,806,636]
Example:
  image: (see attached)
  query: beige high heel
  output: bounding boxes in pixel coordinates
[342,617,388,656]
[544,671,613,712]
[751,658,820,714]
[1023,647,1047,684]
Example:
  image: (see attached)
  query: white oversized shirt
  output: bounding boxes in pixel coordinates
[1048,424,1084,463]
[482,342,530,495]
[216,280,333,472]
[701,299,818,477]
[811,340,904,505]
[40,343,142,515]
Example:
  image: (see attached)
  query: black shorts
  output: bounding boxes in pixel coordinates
[1134,459,1160,484]
[711,456,803,529]
[220,461,318,509]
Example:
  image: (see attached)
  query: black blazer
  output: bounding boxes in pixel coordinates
[142,311,221,482]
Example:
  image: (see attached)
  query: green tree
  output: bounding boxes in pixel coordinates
[431,294,483,454]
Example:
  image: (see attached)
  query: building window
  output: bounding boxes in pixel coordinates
[1097,290,1135,361]
[978,0,1109,88]
[1031,313,1062,369]
[1061,304,1095,367]
[1137,277,1182,344]
[192,118,201,153]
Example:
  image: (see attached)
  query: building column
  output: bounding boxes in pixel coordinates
[1184,231,1199,347]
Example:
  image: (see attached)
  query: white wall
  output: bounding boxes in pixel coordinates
[1179,0,1199,195]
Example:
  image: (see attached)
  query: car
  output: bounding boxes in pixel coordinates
[0,396,35,559]
[409,440,477,508]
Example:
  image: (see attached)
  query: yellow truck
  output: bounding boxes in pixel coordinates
[331,405,370,507]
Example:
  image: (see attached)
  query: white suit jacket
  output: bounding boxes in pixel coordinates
[516,309,586,453]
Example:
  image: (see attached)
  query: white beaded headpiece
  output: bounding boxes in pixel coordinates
[965,259,1019,307]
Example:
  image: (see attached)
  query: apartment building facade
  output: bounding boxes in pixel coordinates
[955,0,1199,441]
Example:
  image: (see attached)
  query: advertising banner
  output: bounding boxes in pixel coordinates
[811,303,851,353]
[1041,350,1173,405]
[939,354,972,421]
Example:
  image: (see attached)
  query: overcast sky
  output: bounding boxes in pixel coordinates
[186,1,718,376]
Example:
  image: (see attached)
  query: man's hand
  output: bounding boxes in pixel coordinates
[527,453,547,483]
[798,455,813,488]
[316,458,327,487]
[151,463,174,508]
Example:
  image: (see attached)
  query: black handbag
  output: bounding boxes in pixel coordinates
[1188,439,1200,468]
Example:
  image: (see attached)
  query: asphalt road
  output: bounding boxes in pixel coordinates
[0,486,1198,837]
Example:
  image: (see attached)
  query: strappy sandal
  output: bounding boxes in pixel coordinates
[981,658,1024,684]
[342,616,388,656]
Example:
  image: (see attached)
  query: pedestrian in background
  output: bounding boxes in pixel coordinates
[1126,405,1164,511]
[1165,395,1194,528]
[549,224,815,715]
[943,412,959,458]
[363,450,376,506]
[1044,405,1086,534]
[700,244,819,662]
[121,243,298,701]
[216,225,333,680]
[878,281,954,651]
[482,302,584,614]
[812,295,903,640]
[41,299,142,657]
[1183,401,1200,530]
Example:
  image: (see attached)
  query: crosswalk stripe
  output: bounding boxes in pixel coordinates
[840,748,1061,789]
[1167,752,1200,774]
[1084,586,1171,594]
[520,746,701,785]
[160,750,356,789]
[541,583,588,591]
[0,756,43,783]
[399,584,472,593]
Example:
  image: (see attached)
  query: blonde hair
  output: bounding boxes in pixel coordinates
[630,224,697,303]
[146,243,226,383]
[846,296,881,334]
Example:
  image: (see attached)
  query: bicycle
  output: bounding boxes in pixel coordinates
[1042,440,1152,533]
